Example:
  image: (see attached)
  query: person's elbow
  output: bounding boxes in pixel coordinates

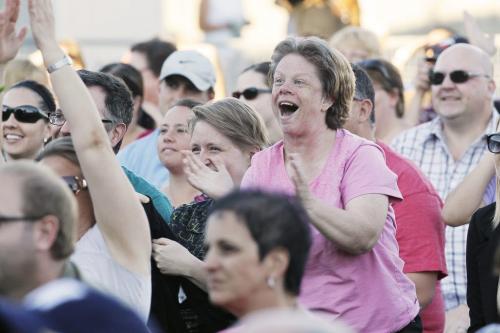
[441,209,469,227]
[407,272,438,309]
[345,226,383,255]
[418,288,435,309]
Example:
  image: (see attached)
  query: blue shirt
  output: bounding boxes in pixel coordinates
[118,129,169,189]
[122,166,172,223]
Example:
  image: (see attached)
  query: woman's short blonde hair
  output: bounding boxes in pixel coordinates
[3,59,50,89]
[190,98,269,151]
[329,26,381,60]
[270,36,355,130]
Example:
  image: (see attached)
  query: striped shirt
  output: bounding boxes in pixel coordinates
[391,110,499,310]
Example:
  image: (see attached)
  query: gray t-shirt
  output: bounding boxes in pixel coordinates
[71,225,151,321]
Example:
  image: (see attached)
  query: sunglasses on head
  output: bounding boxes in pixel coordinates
[62,176,88,195]
[429,70,490,85]
[232,87,271,100]
[2,105,48,123]
[357,59,395,87]
[487,133,500,154]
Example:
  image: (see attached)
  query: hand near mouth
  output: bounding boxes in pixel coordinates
[182,150,234,199]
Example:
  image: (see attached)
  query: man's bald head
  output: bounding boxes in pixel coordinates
[436,43,493,77]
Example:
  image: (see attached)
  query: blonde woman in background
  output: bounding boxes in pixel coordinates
[3,58,49,89]
[329,25,382,62]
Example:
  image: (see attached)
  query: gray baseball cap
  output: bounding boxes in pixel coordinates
[159,50,216,91]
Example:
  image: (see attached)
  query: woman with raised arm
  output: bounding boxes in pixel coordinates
[240,36,420,333]
[467,131,500,332]
[29,0,151,320]
[0,0,28,165]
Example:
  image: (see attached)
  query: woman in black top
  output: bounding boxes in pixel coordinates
[467,132,500,332]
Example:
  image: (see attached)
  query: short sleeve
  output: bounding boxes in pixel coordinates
[395,190,447,278]
[340,144,402,204]
[240,163,256,189]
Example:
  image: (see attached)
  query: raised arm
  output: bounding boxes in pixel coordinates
[29,0,150,276]
[442,152,495,227]
[0,0,27,164]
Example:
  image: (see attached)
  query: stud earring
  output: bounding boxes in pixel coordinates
[267,276,276,288]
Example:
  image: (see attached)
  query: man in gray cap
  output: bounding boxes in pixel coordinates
[118,50,216,188]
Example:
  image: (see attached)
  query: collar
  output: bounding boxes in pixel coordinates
[423,109,499,145]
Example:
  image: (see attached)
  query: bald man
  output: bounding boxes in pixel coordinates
[393,44,498,332]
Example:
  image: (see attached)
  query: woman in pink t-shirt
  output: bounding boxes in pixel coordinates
[241,36,420,333]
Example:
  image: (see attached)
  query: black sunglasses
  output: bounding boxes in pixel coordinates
[62,176,88,195]
[2,105,48,123]
[429,70,490,85]
[0,214,43,224]
[487,133,500,154]
[232,87,271,100]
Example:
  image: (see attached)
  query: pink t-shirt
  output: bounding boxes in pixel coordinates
[380,141,447,333]
[241,129,420,333]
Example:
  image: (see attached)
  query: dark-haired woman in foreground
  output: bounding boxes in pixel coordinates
[204,190,312,330]
[2,80,55,161]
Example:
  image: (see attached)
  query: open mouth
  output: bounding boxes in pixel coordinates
[278,101,299,117]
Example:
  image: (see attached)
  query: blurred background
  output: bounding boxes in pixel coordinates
[5,0,500,96]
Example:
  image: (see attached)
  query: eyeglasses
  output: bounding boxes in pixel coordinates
[357,59,395,88]
[486,133,500,154]
[0,215,42,223]
[62,176,88,195]
[48,111,113,127]
[429,70,490,85]
[2,105,48,123]
[232,87,271,100]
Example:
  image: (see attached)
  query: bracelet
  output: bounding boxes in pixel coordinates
[47,55,73,74]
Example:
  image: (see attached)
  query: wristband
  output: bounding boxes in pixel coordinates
[47,55,73,74]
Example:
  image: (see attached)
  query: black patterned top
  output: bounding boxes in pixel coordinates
[170,197,214,260]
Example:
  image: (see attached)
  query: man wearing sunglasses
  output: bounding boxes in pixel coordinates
[393,43,498,332]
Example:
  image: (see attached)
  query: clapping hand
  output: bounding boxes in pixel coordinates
[0,0,27,65]
[288,153,314,210]
[28,0,61,64]
[182,150,234,199]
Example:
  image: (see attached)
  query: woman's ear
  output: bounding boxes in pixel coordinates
[321,96,334,112]
[388,89,400,108]
[263,247,290,280]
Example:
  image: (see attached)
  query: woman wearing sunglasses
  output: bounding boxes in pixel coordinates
[233,62,281,144]
[30,0,151,320]
[466,132,500,332]
[1,80,55,161]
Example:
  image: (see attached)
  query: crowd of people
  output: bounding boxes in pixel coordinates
[0,0,499,332]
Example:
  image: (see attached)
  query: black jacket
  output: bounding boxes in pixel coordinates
[467,202,500,332]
